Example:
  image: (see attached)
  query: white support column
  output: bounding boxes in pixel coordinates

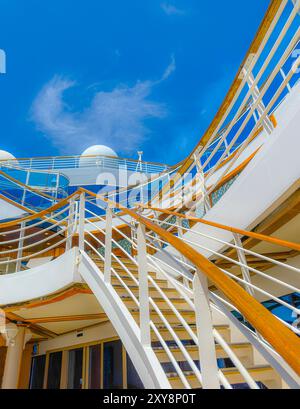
[193,272,220,389]
[232,233,255,296]
[137,223,151,346]
[15,221,25,272]
[1,324,31,389]
[104,207,113,283]
[78,193,85,251]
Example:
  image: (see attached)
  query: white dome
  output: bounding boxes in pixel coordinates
[0,150,16,161]
[81,145,118,158]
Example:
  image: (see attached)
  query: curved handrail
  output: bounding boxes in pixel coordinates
[140,206,300,253]
[81,188,300,376]
[0,191,79,229]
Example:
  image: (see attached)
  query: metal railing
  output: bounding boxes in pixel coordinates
[77,189,300,388]
[0,154,169,175]
[1,189,300,388]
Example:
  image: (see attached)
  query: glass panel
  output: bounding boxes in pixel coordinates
[88,344,101,389]
[67,348,83,389]
[47,351,62,389]
[29,355,46,389]
[103,340,123,389]
[126,353,144,389]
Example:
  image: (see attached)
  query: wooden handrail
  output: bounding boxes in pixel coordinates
[81,188,300,376]
[0,191,79,229]
[141,206,300,253]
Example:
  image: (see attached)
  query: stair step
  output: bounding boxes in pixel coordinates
[120,296,190,311]
[112,284,180,298]
[148,324,231,343]
[153,343,253,366]
[167,365,280,389]
[111,276,170,288]
[131,309,196,324]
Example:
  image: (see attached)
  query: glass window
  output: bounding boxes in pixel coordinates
[47,351,62,389]
[88,344,101,389]
[67,348,83,389]
[103,340,123,389]
[126,353,144,389]
[29,355,46,389]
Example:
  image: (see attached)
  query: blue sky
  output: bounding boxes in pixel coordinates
[0,0,270,165]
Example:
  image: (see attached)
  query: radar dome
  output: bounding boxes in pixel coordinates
[0,150,16,161]
[81,145,118,158]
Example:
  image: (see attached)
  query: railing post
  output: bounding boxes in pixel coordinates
[153,210,163,249]
[193,151,211,212]
[137,223,151,346]
[232,233,255,296]
[177,216,190,289]
[65,197,75,251]
[242,66,273,135]
[280,68,292,93]
[15,221,25,272]
[21,172,30,206]
[193,271,220,389]
[78,193,85,251]
[104,206,113,283]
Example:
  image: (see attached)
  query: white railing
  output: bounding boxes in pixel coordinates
[0,193,80,273]
[1,190,300,388]
[147,1,300,215]
[0,154,169,175]
[76,191,300,389]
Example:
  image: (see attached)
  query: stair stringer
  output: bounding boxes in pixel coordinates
[78,250,171,389]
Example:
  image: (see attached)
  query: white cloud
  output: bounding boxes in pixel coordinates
[31,56,176,155]
[31,79,165,154]
[161,3,186,16]
[161,54,176,81]
[31,80,168,155]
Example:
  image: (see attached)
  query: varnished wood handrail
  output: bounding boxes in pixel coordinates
[141,206,300,253]
[0,191,79,229]
[81,188,300,376]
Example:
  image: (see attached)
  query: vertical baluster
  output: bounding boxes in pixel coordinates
[242,67,273,134]
[177,216,190,289]
[232,233,255,296]
[104,206,113,283]
[65,198,75,251]
[193,150,211,213]
[193,271,220,389]
[22,171,30,206]
[137,223,151,346]
[15,221,25,272]
[78,193,85,251]
[280,67,292,93]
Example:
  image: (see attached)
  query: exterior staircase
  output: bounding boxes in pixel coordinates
[84,254,287,389]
